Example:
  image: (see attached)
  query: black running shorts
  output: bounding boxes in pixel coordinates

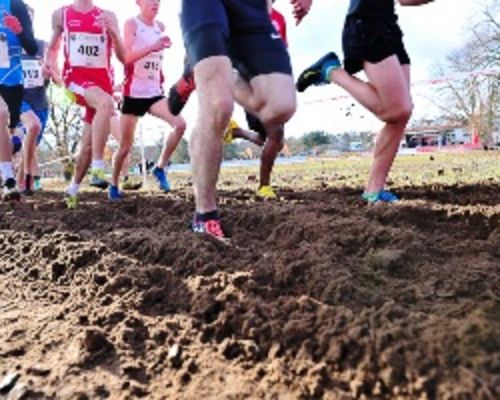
[0,85,24,128]
[245,111,267,140]
[181,0,292,79]
[342,16,410,74]
[121,96,165,117]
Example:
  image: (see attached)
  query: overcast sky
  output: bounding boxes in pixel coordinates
[25,0,487,139]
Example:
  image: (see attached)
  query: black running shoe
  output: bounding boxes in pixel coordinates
[296,52,341,93]
[3,178,20,202]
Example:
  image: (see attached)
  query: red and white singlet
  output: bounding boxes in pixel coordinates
[123,17,165,98]
[62,5,113,96]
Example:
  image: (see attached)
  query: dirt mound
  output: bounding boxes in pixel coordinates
[0,182,499,399]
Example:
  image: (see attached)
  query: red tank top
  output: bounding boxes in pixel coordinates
[62,5,113,87]
[271,8,287,47]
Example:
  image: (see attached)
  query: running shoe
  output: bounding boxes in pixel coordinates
[22,188,34,197]
[108,185,123,201]
[191,217,226,240]
[122,177,142,191]
[89,169,109,190]
[224,119,239,144]
[256,185,277,199]
[362,190,400,203]
[65,193,80,209]
[152,166,171,192]
[296,52,341,93]
[2,178,21,202]
[168,74,196,116]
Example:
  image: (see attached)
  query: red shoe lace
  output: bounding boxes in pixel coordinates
[204,220,225,239]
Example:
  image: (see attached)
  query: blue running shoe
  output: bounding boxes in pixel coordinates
[296,52,341,93]
[152,166,171,192]
[362,190,399,203]
[108,185,123,201]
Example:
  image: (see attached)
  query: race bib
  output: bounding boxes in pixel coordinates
[69,32,107,68]
[0,33,10,69]
[136,51,162,81]
[22,59,44,88]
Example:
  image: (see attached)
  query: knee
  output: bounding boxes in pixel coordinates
[383,102,413,125]
[28,119,42,135]
[211,95,233,132]
[120,141,132,154]
[174,118,187,136]
[96,96,115,117]
[263,97,296,126]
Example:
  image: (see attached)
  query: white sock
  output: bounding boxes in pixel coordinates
[0,162,14,180]
[91,160,105,170]
[67,181,80,196]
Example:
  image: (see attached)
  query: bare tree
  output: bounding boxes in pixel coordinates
[431,0,499,143]
[44,83,83,159]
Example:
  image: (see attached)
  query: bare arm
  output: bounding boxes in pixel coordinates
[123,18,171,65]
[102,11,127,64]
[11,0,37,55]
[45,8,64,85]
[398,0,434,6]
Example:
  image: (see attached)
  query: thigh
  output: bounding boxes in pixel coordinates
[20,108,40,131]
[247,73,296,115]
[363,55,411,111]
[84,86,113,109]
[148,98,184,128]
[181,0,229,67]
[194,56,233,112]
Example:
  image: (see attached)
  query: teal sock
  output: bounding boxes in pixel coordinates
[322,61,340,82]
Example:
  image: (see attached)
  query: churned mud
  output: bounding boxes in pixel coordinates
[0,155,499,399]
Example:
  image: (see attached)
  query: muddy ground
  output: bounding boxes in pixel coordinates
[0,154,499,399]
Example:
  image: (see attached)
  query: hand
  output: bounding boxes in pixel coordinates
[42,63,52,80]
[97,12,119,39]
[112,92,122,104]
[290,0,312,25]
[45,61,63,85]
[3,12,22,34]
[150,36,171,52]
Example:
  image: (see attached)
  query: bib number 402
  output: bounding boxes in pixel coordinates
[77,45,100,58]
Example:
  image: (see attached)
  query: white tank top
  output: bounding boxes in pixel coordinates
[123,17,165,98]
